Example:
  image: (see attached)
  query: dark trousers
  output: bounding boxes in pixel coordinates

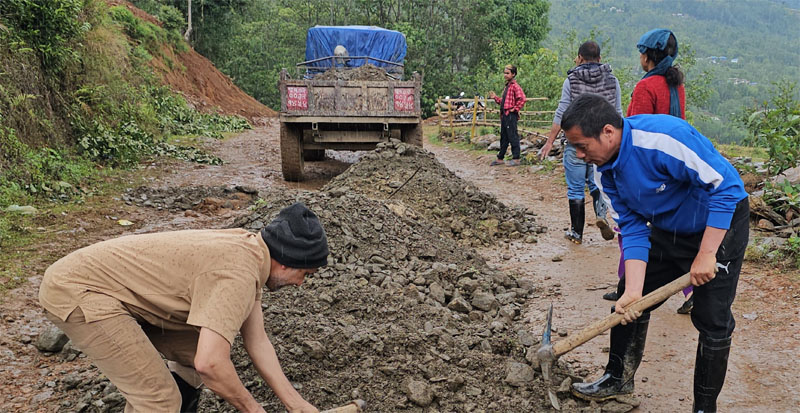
[498,112,520,160]
[616,198,749,339]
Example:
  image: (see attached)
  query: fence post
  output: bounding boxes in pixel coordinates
[470,95,478,143]
[447,99,454,141]
[436,97,442,138]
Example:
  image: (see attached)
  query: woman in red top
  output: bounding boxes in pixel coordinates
[627,29,686,118]
[607,29,694,314]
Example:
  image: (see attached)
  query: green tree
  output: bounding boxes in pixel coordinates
[130,0,550,113]
[0,0,88,74]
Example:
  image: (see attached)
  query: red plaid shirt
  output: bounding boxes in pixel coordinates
[493,79,526,116]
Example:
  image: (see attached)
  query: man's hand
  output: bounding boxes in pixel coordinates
[615,260,646,325]
[539,141,553,160]
[488,91,496,99]
[541,124,561,160]
[690,251,717,286]
[615,291,643,325]
[691,226,726,286]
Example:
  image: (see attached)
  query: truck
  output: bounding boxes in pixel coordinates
[278,26,423,181]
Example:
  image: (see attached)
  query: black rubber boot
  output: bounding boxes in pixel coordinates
[590,189,615,240]
[590,189,604,216]
[572,312,650,401]
[172,372,200,413]
[566,199,585,244]
[677,294,695,314]
[693,335,732,413]
[602,291,619,301]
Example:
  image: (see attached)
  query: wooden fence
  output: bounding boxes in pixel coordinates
[435,96,555,142]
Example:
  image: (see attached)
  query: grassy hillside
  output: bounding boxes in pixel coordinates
[545,0,800,143]
[0,0,252,244]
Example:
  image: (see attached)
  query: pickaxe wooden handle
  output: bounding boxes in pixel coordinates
[320,399,366,413]
[552,272,691,357]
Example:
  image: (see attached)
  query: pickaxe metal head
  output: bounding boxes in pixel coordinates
[532,273,695,411]
[536,303,560,410]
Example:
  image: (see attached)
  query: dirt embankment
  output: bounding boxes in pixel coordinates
[108,0,276,123]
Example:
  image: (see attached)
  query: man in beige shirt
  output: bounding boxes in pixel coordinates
[39,203,329,413]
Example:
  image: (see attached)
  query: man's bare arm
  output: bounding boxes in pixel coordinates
[195,327,265,413]
[240,301,317,413]
[539,123,561,160]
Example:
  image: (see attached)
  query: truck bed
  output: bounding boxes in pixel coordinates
[279,70,422,120]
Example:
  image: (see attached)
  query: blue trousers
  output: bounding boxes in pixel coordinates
[563,142,598,200]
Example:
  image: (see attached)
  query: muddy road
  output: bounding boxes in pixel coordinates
[428,143,800,412]
[0,124,797,412]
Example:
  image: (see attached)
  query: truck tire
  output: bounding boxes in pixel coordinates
[402,123,424,147]
[303,149,326,161]
[280,123,304,181]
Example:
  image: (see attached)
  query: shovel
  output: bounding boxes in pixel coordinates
[536,272,691,410]
[320,399,366,413]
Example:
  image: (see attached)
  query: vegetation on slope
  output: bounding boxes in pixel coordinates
[0,0,250,245]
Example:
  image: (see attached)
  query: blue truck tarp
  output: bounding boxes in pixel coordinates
[304,26,406,69]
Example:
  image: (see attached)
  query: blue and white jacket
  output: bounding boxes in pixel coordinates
[598,115,748,262]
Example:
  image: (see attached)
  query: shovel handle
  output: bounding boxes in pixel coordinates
[552,273,691,357]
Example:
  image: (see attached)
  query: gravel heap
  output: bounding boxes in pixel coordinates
[323,140,545,247]
[42,143,639,412]
[315,64,394,81]
[123,185,258,212]
[204,188,572,412]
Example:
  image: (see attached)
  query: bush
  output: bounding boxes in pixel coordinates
[74,87,249,167]
[787,236,800,269]
[78,120,154,166]
[111,6,161,45]
[149,87,250,138]
[0,124,26,170]
[763,180,800,219]
[0,124,93,205]
[740,81,800,174]
[156,5,184,33]
[0,0,89,73]
[110,5,186,53]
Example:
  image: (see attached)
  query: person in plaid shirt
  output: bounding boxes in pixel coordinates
[488,64,526,166]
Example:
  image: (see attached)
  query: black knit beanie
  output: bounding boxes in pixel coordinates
[260,202,329,269]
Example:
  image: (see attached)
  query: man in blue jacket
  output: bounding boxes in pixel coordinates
[560,94,749,413]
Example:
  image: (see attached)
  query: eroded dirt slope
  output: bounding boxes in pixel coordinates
[108,0,277,123]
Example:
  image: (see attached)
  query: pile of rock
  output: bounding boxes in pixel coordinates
[315,64,393,81]
[123,185,257,213]
[213,188,566,411]
[38,142,640,412]
[324,140,545,247]
[438,129,564,163]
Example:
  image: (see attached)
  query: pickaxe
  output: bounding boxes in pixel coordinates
[320,399,366,413]
[536,273,691,410]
